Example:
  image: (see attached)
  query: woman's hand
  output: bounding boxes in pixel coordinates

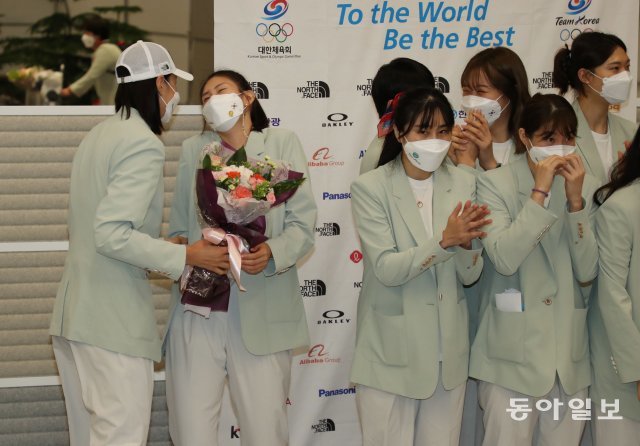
[241,242,272,274]
[450,124,478,167]
[464,111,496,170]
[440,201,491,249]
[531,155,565,206]
[558,153,585,212]
[186,240,230,275]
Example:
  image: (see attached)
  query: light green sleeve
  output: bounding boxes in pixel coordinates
[596,202,640,383]
[264,132,317,275]
[351,178,454,287]
[93,135,186,280]
[478,173,557,276]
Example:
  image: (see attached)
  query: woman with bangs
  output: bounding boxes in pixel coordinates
[553,31,637,184]
[470,93,600,445]
[350,86,490,445]
[449,47,531,172]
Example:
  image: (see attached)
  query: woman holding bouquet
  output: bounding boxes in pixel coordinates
[165,69,316,446]
[350,87,490,445]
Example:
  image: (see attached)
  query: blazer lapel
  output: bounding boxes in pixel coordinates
[244,131,266,160]
[574,101,606,182]
[391,159,428,246]
[609,117,628,165]
[432,165,452,243]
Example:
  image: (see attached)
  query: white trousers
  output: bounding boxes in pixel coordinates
[479,379,587,446]
[593,410,640,446]
[165,287,291,446]
[52,336,154,446]
[356,369,466,446]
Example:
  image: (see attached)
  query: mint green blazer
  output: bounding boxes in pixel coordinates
[573,101,637,184]
[350,158,483,399]
[470,156,599,397]
[50,109,187,362]
[590,181,640,421]
[165,128,316,355]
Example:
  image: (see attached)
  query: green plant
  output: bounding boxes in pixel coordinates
[0,0,148,104]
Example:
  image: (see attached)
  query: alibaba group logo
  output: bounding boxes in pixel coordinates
[308,344,328,358]
[263,0,289,20]
[312,147,333,161]
[567,0,592,15]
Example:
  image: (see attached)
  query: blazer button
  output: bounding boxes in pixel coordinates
[543,298,552,305]
[439,293,443,301]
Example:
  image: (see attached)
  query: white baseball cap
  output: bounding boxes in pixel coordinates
[116,40,193,84]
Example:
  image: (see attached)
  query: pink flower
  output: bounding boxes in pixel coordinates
[266,191,276,204]
[212,171,226,181]
[231,185,253,199]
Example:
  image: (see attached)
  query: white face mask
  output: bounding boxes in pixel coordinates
[526,138,576,164]
[403,138,450,172]
[202,93,246,132]
[587,70,633,105]
[159,81,180,125]
[461,95,508,126]
[81,33,95,49]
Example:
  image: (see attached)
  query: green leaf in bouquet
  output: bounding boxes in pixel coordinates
[203,154,212,170]
[273,178,306,195]
[226,147,248,166]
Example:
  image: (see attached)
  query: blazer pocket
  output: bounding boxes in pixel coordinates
[487,308,526,363]
[362,309,409,367]
[571,308,588,361]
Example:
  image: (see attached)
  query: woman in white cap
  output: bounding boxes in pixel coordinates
[49,41,229,446]
[164,69,316,446]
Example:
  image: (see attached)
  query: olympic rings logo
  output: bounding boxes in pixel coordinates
[256,22,294,43]
[559,27,592,42]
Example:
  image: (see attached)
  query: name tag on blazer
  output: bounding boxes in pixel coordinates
[496,289,524,312]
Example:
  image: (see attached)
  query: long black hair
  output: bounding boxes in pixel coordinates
[377,87,454,167]
[594,128,640,205]
[553,31,627,96]
[200,69,270,132]
[114,67,167,135]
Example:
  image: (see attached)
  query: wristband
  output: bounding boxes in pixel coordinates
[531,188,549,197]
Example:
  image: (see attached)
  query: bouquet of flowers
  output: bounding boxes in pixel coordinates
[180,141,305,316]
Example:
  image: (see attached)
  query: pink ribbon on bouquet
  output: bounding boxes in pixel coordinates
[201,227,249,291]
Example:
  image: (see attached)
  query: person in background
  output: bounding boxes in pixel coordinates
[590,127,640,446]
[470,93,599,446]
[351,86,490,446]
[164,69,316,446]
[450,47,531,172]
[49,41,225,445]
[449,47,532,446]
[61,15,121,105]
[552,31,637,184]
[359,57,435,174]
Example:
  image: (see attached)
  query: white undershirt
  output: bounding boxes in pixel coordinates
[408,176,441,360]
[408,176,434,240]
[492,139,515,165]
[591,128,614,177]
